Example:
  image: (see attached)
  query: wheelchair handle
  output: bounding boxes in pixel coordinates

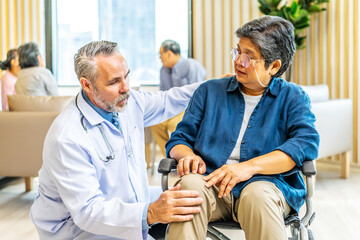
[158,158,177,191]
[158,158,177,174]
[301,160,317,176]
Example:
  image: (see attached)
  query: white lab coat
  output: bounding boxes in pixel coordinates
[30,83,201,240]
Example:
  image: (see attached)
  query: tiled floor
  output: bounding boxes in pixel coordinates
[1,160,360,240]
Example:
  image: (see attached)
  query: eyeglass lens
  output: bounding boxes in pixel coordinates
[231,48,251,68]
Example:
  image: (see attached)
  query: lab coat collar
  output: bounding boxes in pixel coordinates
[76,91,108,127]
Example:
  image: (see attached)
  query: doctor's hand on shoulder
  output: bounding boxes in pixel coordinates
[147,184,203,225]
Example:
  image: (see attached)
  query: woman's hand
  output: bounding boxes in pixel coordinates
[177,155,206,177]
[203,162,254,198]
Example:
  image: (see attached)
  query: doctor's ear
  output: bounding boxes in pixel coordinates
[80,77,93,93]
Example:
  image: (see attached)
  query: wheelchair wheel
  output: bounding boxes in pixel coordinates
[307,229,315,240]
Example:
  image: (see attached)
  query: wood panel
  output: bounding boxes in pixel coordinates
[0,0,42,69]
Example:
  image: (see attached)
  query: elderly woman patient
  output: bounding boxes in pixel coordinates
[165,16,320,240]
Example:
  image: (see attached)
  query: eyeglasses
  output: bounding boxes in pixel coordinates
[230,48,268,88]
[230,48,265,68]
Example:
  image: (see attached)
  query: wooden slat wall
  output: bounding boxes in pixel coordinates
[0,0,42,72]
[1,0,358,165]
[192,0,360,165]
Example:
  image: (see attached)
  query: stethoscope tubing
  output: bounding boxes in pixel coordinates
[75,93,115,162]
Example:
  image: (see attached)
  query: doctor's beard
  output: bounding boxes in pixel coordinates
[93,89,131,113]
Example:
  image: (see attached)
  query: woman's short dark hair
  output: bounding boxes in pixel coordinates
[0,49,17,71]
[161,40,181,55]
[18,42,41,68]
[235,15,296,78]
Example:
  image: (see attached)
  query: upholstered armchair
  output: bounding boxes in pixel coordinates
[0,95,73,191]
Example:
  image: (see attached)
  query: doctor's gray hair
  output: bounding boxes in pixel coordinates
[74,40,120,84]
[235,15,296,78]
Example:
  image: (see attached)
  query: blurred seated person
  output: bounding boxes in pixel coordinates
[150,40,206,157]
[1,49,21,110]
[165,16,320,240]
[15,42,59,96]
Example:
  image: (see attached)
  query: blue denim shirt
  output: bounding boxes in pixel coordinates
[166,77,319,212]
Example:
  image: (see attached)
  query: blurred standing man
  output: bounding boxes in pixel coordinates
[150,39,206,157]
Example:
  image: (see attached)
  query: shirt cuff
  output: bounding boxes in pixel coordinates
[142,202,151,230]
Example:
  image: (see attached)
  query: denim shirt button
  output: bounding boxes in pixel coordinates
[247,125,251,128]
[241,140,245,144]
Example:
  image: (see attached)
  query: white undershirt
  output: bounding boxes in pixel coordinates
[226,92,262,164]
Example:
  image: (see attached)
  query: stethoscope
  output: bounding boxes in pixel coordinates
[75,93,115,162]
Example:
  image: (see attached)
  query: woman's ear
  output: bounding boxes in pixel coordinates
[270,59,282,76]
[37,54,45,67]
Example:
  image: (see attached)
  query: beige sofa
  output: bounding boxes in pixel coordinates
[0,95,73,191]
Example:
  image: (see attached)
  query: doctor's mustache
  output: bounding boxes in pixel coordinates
[115,92,131,103]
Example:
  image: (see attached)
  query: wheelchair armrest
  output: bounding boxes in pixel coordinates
[158,158,177,174]
[158,158,178,191]
[301,160,317,176]
[158,158,316,176]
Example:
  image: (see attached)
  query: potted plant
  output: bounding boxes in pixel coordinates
[258,0,329,80]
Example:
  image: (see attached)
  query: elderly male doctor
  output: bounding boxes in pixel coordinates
[30,40,204,240]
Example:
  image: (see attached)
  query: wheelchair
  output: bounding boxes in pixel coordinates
[153,158,316,240]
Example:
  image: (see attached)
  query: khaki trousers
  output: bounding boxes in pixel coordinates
[166,174,291,240]
[150,111,185,157]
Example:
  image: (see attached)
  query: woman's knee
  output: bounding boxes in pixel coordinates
[176,173,207,192]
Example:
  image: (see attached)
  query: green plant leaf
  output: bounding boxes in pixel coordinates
[270,0,282,7]
[316,0,330,3]
[259,5,271,14]
[294,22,310,30]
[293,15,310,25]
[269,10,282,16]
[299,0,309,10]
[258,0,272,14]
[281,6,295,21]
[258,0,329,50]
[308,4,322,14]
[295,35,307,49]
[292,9,309,21]
[290,1,299,14]
[258,0,270,8]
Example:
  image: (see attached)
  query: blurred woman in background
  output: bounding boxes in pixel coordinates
[0,49,21,110]
[15,42,58,96]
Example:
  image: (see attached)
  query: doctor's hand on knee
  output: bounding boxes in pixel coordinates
[146,184,203,225]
